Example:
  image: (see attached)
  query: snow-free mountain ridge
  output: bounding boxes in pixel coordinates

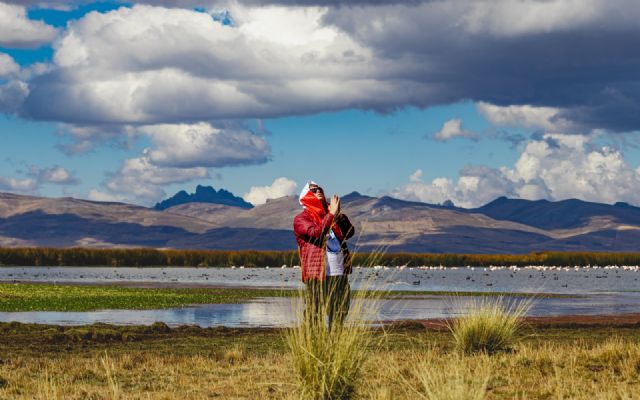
[1,190,639,253]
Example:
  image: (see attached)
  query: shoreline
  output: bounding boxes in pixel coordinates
[2,312,640,333]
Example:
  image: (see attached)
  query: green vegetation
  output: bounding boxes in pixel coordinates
[1,247,640,268]
[0,285,571,313]
[447,297,531,354]
[0,283,568,312]
[0,283,290,312]
[1,322,640,399]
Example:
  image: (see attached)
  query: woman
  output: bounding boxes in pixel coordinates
[293,181,355,328]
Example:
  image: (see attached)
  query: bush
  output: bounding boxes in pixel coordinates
[447,296,530,355]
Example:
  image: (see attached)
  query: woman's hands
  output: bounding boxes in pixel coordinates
[328,194,341,215]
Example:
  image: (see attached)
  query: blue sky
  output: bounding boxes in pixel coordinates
[1,1,639,207]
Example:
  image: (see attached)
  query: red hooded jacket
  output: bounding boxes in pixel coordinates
[293,185,355,282]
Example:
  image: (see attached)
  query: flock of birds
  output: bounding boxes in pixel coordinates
[227,264,640,272]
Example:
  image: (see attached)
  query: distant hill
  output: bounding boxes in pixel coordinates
[472,197,640,230]
[1,191,639,252]
[153,185,253,210]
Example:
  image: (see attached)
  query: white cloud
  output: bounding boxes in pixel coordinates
[0,79,28,114]
[103,155,209,204]
[0,53,19,77]
[459,0,604,37]
[433,118,478,141]
[393,133,640,208]
[86,189,127,203]
[56,124,139,155]
[0,175,38,193]
[477,102,575,132]
[243,177,297,205]
[22,4,379,124]
[142,122,270,168]
[0,2,58,48]
[409,169,422,183]
[28,164,80,185]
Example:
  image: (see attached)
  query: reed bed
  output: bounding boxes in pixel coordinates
[2,247,640,268]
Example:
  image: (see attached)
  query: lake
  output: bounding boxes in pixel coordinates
[1,266,639,327]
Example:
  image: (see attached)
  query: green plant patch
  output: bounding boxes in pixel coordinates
[0,283,573,312]
[0,284,291,312]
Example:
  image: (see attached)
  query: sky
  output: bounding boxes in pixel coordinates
[1,0,640,208]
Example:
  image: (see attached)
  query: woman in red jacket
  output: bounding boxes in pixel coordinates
[293,181,355,328]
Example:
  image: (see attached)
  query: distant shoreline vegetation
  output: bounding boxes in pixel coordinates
[0,248,640,267]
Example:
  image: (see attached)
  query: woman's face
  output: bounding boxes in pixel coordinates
[309,184,325,202]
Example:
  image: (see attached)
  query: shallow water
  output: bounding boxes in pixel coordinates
[1,266,639,327]
[1,293,640,328]
[1,266,639,294]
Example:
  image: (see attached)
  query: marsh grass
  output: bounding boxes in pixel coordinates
[283,280,387,399]
[283,241,393,400]
[101,353,122,400]
[447,296,532,354]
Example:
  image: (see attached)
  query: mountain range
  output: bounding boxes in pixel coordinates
[153,185,253,210]
[1,188,639,253]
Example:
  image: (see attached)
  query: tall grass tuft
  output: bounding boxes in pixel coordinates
[284,282,385,399]
[100,353,121,400]
[447,296,531,355]
[284,245,390,400]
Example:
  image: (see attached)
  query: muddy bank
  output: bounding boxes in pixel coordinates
[2,312,640,348]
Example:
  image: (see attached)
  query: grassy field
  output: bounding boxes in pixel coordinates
[0,283,569,312]
[0,322,639,399]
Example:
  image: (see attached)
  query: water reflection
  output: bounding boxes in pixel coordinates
[2,293,639,328]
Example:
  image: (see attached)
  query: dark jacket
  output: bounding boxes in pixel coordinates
[293,210,355,282]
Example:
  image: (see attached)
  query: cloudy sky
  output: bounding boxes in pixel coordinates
[1,0,640,207]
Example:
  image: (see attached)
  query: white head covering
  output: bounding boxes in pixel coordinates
[298,180,318,207]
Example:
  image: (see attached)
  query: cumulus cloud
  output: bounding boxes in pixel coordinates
[0,53,19,77]
[142,122,270,168]
[433,118,478,141]
[0,1,629,133]
[0,80,28,114]
[27,164,80,185]
[0,175,38,193]
[103,155,209,204]
[322,0,640,132]
[0,2,58,48]
[243,177,297,205]
[86,188,127,203]
[56,124,139,156]
[393,133,640,208]
[477,102,575,133]
[21,4,381,124]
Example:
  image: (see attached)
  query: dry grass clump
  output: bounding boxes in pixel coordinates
[408,353,490,400]
[223,344,246,365]
[447,296,531,354]
[284,286,383,400]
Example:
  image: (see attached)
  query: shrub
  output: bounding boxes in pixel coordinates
[447,296,531,355]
